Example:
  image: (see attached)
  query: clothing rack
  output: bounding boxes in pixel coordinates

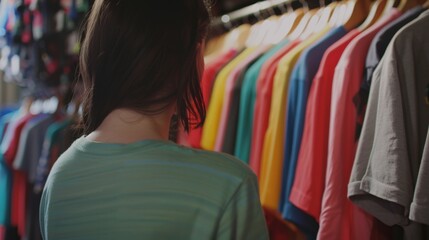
[209,0,325,37]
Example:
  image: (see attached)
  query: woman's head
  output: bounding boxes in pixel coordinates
[79,0,211,135]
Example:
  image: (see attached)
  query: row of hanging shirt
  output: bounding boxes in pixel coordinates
[179,0,429,239]
[0,96,80,240]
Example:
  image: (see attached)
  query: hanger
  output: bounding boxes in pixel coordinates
[270,7,305,43]
[269,0,306,43]
[299,10,321,39]
[30,99,42,115]
[396,0,421,13]
[22,96,34,114]
[343,0,371,31]
[286,8,305,37]
[316,1,336,29]
[382,0,396,15]
[357,0,387,31]
[261,1,306,44]
[288,0,317,40]
[299,1,328,40]
[259,6,281,45]
[204,34,226,56]
[245,5,274,47]
[328,1,347,26]
[222,23,252,50]
[299,0,339,39]
[205,22,251,59]
[261,15,283,44]
[203,33,225,64]
[336,2,351,26]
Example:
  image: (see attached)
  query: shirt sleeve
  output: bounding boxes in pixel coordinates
[348,19,429,230]
[216,174,269,240]
[348,44,412,226]
[410,130,429,225]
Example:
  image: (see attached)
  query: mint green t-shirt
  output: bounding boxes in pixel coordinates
[40,137,269,240]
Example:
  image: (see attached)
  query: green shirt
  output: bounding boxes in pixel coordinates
[40,137,269,240]
[234,39,290,163]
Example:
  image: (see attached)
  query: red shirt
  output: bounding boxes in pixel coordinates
[186,49,238,148]
[4,113,34,238]
[289,30,361,222]
[248,39,301,177]
[4,114,34,166]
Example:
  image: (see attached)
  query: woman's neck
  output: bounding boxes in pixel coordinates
[86,108,173,144]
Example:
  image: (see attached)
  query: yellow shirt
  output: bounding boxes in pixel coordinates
[201,47,256,150]
[259,27,331,210]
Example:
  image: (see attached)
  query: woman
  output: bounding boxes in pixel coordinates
[39,0,269,239]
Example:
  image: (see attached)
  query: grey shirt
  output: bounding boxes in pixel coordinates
[348,9,429,239]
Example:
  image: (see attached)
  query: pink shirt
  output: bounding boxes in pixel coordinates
[318,10,401,240]
[214,46,270,151]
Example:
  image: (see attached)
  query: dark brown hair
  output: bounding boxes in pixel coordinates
[79,0,210,135]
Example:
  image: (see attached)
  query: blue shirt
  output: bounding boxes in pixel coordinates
[280,26,347,239]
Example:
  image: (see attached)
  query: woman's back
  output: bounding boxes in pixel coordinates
[39,1,269,238]
[40,137,268,240]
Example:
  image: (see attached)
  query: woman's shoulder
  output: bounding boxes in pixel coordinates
[158,143,256,181]
[55,137,256,183]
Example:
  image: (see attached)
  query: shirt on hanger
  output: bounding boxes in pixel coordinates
[249,39,302,177]
[186,49,238,149]
[34,118,73,192]
[289,29,361,223]
[232,39,290,162]
[321,9,401,240]
[6,113,35,238]
[11,113,54,240]
[356,6,426,138]
[363,6,425,89]
[215,45,271,154]
[201,47,256,150]
[0,111,26,155]
[259,26,331,211]
[3,113,34,165]
[348,9,429,240]
[13,114,55,181]
[221,58,258,155]
[279,26,348,240]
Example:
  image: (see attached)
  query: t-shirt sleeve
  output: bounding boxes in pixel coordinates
[410,130,429,225]
[349,45,413,226]
[216,174,269,240]
[348,33,426,227]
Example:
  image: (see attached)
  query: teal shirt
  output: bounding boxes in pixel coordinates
[234,39,290,163]
[0,111,16,226]
[40,137,269,240]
